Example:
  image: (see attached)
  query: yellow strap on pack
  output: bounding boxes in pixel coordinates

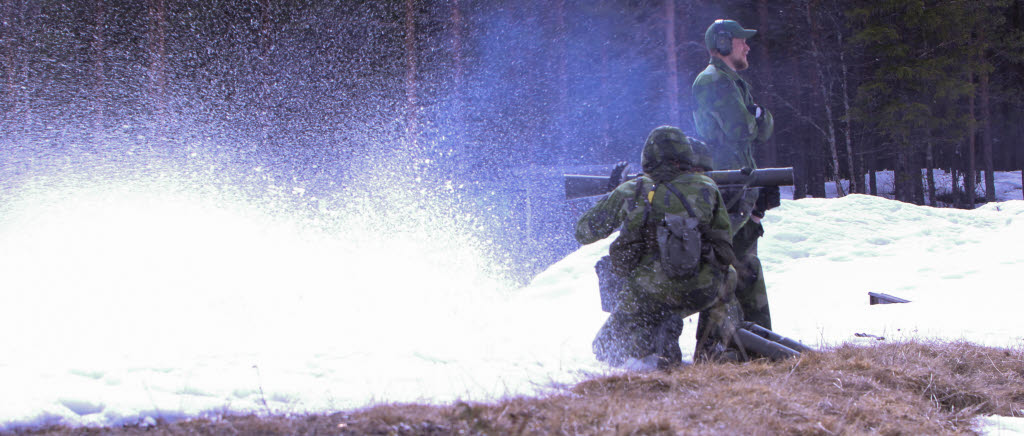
[647,189,656,204]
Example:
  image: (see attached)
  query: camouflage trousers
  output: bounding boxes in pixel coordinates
[732,219,771,330]
[692,219,770,362]
[592,267,739,368]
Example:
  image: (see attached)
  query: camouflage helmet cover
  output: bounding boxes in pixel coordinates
[688,136,715,171]
[641,126,695,175]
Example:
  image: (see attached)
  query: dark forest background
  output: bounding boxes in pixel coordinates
[2,0,1023,282]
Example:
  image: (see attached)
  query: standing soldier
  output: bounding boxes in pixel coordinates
[575,126,744,369]
[692,19,776,340]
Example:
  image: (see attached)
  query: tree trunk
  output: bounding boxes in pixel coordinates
[912,150,924,205]
[868,154,877,196]
[147,0,167,146]
[403,0,419,152]
[790,39,808,199]
[1,0,13,99]
[980,50,995,202]
[451,0,464,97]
[450,0,467,175]
[756,0,777,166]
[966,70,978,208]
[554,0,568,164]
[256,0,272,157]
[1019,107,1024,199]
[805,0,845,197]
[664,0,680,126]
[952,162,962,209]
[837,10,858,194]
[894,148,905,202]
[2,0,25,130]
[795,153,808,199]
[91,0,106,139]
[926,143,936,206]
[600,37,611,157]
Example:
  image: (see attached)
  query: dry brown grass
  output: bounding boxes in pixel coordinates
[10,340,1024,435]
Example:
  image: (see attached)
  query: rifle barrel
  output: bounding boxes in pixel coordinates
[564,167,795,200]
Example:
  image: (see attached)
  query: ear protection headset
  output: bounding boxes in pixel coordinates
[713,19,733,56]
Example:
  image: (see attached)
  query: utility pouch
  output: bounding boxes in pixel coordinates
[608,227,646,277]
[608,178,650,277]
[656,214,702,279]
[704,228,736,269]
[657,183,704,280]
[595,255,625,313]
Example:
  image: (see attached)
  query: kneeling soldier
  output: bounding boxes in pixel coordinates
[575,126,743,369]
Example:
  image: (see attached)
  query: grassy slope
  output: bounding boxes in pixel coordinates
[10,341,1024,435]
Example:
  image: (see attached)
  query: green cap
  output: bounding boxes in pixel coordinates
[704,19,757,52]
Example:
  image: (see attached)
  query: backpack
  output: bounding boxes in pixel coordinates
[608,178,704,281]
[655,183,703,280]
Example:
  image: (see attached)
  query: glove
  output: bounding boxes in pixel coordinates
[747,104,764,121]
[755,108,774,142]
[755,185,781,214]
[608,161,629,191]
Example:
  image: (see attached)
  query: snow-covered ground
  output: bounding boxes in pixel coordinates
[0,170,1022,434]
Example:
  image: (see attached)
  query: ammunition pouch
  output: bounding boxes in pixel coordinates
[656,214,702,280]
[595,255,626,313]
[656,183,707,280]
[607,178,651,277]
[608,227,647,277]
[702,228,736,270]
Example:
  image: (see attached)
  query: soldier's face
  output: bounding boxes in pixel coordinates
[728,38,750,71]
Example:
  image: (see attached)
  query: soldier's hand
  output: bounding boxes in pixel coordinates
[755,185,781,214]
[608,161,629,191]
[748,104,765,121]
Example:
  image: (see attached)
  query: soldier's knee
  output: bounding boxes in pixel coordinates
[716,266,738,302]
[736,255,762,288]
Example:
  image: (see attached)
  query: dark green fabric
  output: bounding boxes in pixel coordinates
[576,173,733,299]
[692,57,774,171]
[576,164,741,366]
[724,218,771,330]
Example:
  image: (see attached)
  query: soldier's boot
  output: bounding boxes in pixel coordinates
[693,303,746,363]
[623,354,662,372]
[651,313,685,369]
[694,267,747,363]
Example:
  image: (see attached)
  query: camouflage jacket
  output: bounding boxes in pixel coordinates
[692,57,774,170]
[575,172,733,308]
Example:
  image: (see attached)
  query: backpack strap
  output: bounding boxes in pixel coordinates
[624,178,653,228]
[629,178,644,211]
[666,181,732,250]
[663,183,698,218]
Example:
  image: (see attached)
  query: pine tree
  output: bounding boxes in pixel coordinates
[849,0,973,205]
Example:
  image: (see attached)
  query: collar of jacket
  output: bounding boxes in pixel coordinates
[708,57,743,82]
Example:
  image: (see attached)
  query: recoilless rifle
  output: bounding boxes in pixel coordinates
[563,167,795,200]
